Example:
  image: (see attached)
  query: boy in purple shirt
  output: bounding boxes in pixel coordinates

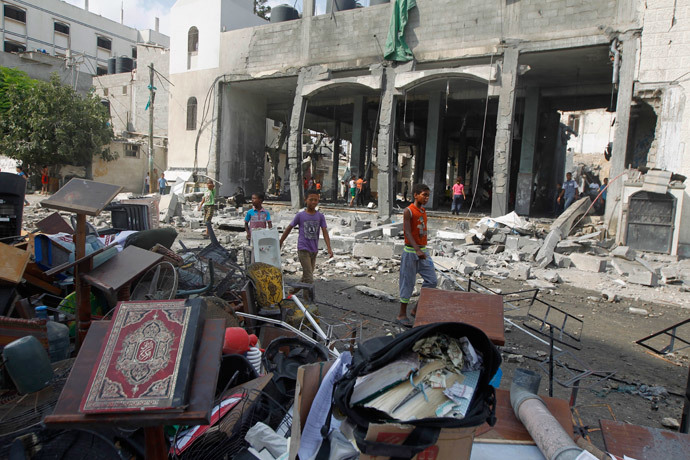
[279,190,334,298]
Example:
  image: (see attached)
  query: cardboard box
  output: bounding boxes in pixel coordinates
[289,361,476,460]
[360,423,476,460]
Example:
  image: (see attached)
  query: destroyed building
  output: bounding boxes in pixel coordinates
[166,0,690,256]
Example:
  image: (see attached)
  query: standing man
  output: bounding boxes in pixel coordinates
[16,165,29,205]
[348,175,357,207]
[355,176,367,206]
[557,172,579,212]
[158,173,168,195]
[144,172,150,194]
[40,165,49,195]
[397,183,437,326]
[197,179,216,238]
[451,177,466,215]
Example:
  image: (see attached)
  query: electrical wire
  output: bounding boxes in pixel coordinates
[464,52,495,217]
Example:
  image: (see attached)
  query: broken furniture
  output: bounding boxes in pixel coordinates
[0,172,26,241]
[35,212,73,235]
[81,245,163,302]
[413,288,505,346]
[40,179,122,347]
[44,317,224,460]
[600,419,690,459]
[0,242,31,315]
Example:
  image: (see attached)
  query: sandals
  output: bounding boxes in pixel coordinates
[394,317,413,328]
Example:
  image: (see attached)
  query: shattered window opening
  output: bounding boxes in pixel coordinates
[186,97,197,130]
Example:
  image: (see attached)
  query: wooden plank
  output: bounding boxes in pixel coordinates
[45,318,224,428]
[601,419,690,460]
[81,245,163,293]
[475,388,573,442]
[413,288,505,346]
[0,242,30,284]
[22,272,62,296]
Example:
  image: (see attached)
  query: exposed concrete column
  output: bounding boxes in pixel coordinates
[422,92,444,209]
[605,33,639,230]
[303,0,315,17]
[515,86,539,215]
[350,95,366,178]
[288,72,307,209]
[492,47,519,217]
[331,120,340,202]
[376,66,397,221]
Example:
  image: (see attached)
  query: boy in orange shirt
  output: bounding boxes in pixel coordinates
[397,183,437,326]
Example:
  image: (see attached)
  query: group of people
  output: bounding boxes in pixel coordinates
[347,175,368,207]
[144,171,168,195]
[555,172,608,215]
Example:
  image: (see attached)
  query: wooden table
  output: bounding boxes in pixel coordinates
[601,419,690,460]
[413,288,505,346]
[81,245,163,295]
[45,318,224,459]
[475,388,573,442]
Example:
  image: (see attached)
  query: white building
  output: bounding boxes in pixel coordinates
[0,0,168,77]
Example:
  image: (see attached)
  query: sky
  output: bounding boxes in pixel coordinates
[61,0,315,36]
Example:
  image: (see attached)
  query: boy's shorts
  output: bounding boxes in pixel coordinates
[203,205,215,222]
[350,188,356,197]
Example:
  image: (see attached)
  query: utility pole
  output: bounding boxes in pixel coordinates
[148,63,155,189]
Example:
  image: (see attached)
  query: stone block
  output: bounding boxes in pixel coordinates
[489,233,507,244]
[353,226,383,240]
[437,230,466,240]
[535,228,563,268]
[351,219,370,232]
[352,242,394,259]
[330,236,355,252]
[611,245,637,261]
[553,253,571,268]
[464,253,486,267]
[660,266,681,284]
[569,253,606,273]
[381,222,403,237]
[505,235,520,251]
[628,270,659,287]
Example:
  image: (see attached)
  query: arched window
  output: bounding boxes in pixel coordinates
[188,27,199,54]
[186,97,197,130]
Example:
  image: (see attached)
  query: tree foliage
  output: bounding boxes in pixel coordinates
[0,71,114,169]
[0,67,35,114]
[255,0,271,20]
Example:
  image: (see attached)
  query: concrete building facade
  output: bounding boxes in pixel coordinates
[0,0,168,76]
[92,44,170,192]
[167,0,690,250]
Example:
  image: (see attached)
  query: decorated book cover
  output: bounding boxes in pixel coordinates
[80,299,206,413]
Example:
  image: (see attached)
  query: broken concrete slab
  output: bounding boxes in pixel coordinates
[381,222,403,237]
[611,245,637,261]
[660,266,681,284]
[464,253,486,267]
[541,270,561,283]
[550,196,590,236]
[437,230,466,240]
[629,307,649,316]
[489,233,507,244]
[527,279,556,290]
[628,270,659,287]
[355,285,396,301]
[433,257,457,272]
[536,228,563,268]
[159,193,179,224]
[353,226,383,240]
[611,258,640,276]
[553,253,572,268]
[330,236,355,252]
[554,240,583,254]
[352,242,394,259]
[569,253,606,273]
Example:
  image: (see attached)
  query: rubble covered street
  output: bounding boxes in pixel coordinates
[14,187,689,451]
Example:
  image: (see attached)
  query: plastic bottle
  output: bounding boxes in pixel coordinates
[46,321,70,362]
[35,305,48,319]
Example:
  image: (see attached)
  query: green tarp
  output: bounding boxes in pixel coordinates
[384,0,417,62]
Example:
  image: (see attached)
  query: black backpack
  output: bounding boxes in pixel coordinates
[332,322,501,459]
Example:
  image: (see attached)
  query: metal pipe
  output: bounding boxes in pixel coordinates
[289,294,329,343]
[510,382,582,460]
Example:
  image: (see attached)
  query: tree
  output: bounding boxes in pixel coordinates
[255,0,271,20]
[0,67,35,115]
[0,72,114,171]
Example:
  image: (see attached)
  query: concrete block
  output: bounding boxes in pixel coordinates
[455,262,477,275]
[464,253,486,267]
[569,253,606,273]
[628,270,659,287]
[660,266,681,284]
[351,219,371,232]
[541,270,561,283]
[381,222,403,237]
[433,257,456,271]
[553,253,571,268]
[189,220,201,229]
[611,258,641,276]
[330,236,355,252]
[536,228,563,268]
[489,233,507,244]
[352,242,394,259]
[505,235,520,251]
[612,246,637,261]
[509,264,531,281]
[393,242,405,256]
[353,227,383,240]
[437,230,466,240]
[551,197,590,235]
[159,193,179,223]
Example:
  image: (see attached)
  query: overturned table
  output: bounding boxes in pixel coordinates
[413,288,505,346]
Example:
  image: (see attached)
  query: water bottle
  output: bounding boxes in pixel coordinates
[35,305,48,319]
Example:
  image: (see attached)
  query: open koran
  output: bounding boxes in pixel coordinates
[80,299,206,413]
[350,354,420,405]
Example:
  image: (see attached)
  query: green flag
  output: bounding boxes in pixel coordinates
[384,0,417,62]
